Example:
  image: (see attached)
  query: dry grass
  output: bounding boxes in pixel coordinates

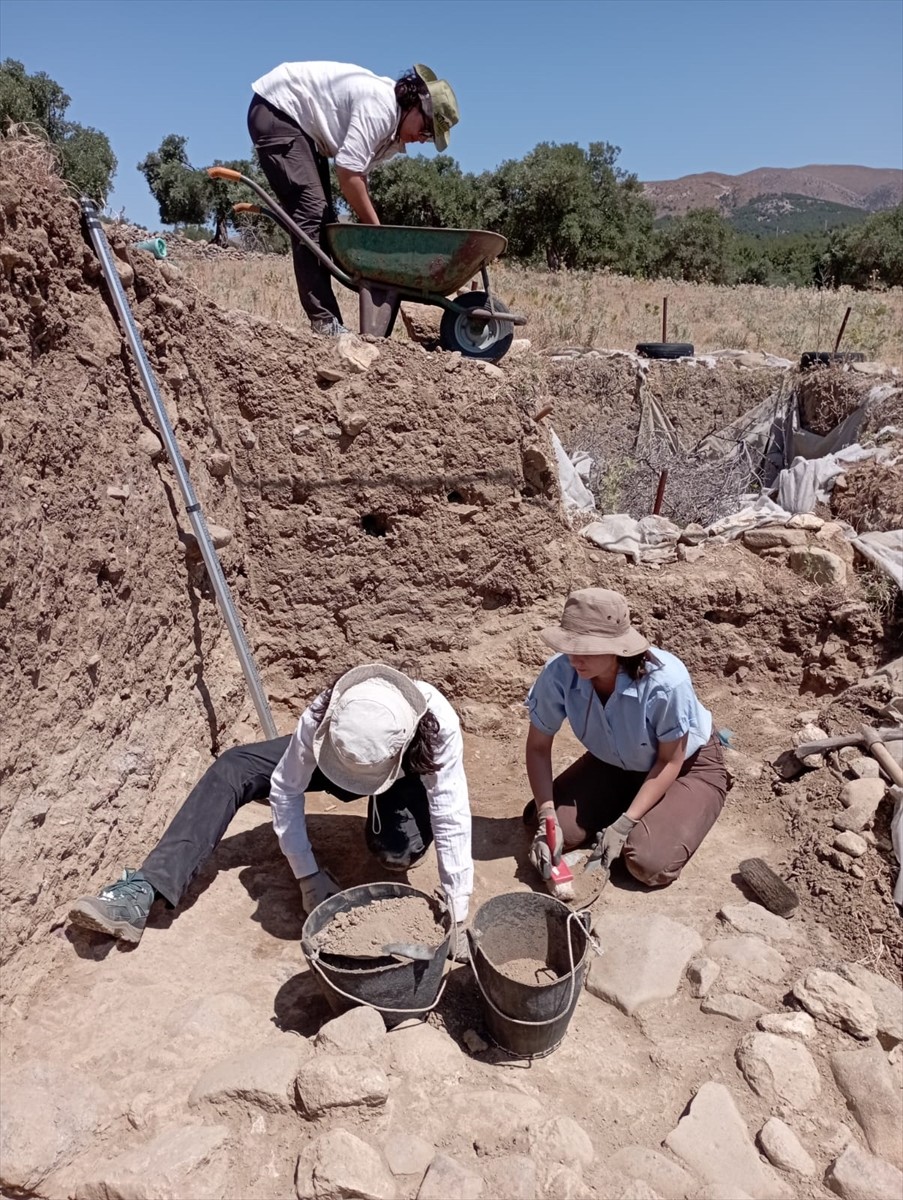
[178,253,903,369]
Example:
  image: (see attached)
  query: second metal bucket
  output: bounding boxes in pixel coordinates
[467,891,590,1058]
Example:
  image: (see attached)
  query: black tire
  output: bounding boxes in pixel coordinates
[738,857,799,918]
[440,292,514,361]
[800,351,866,370]
[636,342,695,359]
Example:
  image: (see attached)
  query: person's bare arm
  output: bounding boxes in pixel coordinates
[336,167,379,224]
[526,723,556,816]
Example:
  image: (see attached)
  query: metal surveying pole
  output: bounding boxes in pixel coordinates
[81,199,277,740]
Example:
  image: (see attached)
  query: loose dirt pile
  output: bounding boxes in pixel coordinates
[832,460,903,532]
[311,896,445,958]
[797,367,875,436]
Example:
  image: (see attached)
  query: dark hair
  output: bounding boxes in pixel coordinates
[618,651,652,681]
[307,675,442,779]
[394,69,426,113]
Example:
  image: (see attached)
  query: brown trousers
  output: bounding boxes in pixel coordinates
[553,735,728,886]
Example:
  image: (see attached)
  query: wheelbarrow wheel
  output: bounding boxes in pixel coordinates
[440,292,514,361]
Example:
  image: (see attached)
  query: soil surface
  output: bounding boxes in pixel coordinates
[312,896,445,959]
[496,957,565,986]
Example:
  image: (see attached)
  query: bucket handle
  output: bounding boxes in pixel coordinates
[307,952,448,1018]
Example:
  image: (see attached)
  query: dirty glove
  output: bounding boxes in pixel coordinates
[529,808,564,881]
[449,921,470,964]
[298,869,340,914]
[596,814,637,869]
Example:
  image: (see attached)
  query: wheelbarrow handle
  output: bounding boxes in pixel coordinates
[232,203,261,214]
[207,167,243,182]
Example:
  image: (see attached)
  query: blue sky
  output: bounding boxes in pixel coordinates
[2,0,901,228]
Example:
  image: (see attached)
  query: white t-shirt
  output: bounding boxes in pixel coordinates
[252,60,406,174]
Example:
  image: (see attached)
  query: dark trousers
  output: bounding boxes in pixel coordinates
[140,737,433,907]
[552,735,728,886]
[246,93,343,325]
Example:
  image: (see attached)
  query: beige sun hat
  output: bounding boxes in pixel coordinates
[541,589,650,657]
[413,64,459,152]
[313,664,428,796]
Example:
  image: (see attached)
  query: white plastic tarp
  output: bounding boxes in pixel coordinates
[580,513,682,564]
[550,428,596,517]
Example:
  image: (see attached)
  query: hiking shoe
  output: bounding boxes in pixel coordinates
[310,316,352,337]
[68,869,155,944]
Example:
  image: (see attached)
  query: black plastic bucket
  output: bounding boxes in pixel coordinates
[467,891,590,1058]
[301,882,451,1028]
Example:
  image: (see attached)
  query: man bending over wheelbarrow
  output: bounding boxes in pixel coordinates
[68,665,473,957]
[247,61,459,336]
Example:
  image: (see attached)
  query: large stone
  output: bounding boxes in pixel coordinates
[826,1143,903,1200]
[757,1118,816,1176]
[836,963,903,1049]
[315,1006,387,1056]
[480,1156,536,1200]
[664,1082,790,1199]
[831,1046,903,1167]
[446,1090,542,1146]
[0,1062,116,1193]
[686,956,720,998]
[700,993,767,1022]
[337,336,380,374]
[704,936,788,983]
[417,1154,483,1200]
[383,1133,434,1179]
[295,1054,389,1118]
[840,777,887,809]
[296,1129,397,1200]
[718,903,797,942]
[742,528,807,551]
[387,1022,464,1078]
[789,546,847,586]
[792,969,878,1039]
[587,915,703,1015]
[833,800,882,833]
[606,1145,698,1198]
[74,1124,229,1200]
[756,1011,817,1040]
[475,1115,592,1169]
[834,831,868,858]
[189,1039,311,1113]
[735,1032,822,1110]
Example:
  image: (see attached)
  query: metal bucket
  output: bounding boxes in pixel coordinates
[467,891,590,1058]
[301,882,451,1029]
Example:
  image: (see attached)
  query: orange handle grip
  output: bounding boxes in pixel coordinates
[207,167,242,182]
[232,203,260,214]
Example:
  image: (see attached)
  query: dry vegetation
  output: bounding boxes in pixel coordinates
[179,252,903,368]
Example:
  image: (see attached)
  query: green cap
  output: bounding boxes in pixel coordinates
[414,63,459,152]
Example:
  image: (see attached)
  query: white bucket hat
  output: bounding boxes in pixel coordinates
[313,664,428,796]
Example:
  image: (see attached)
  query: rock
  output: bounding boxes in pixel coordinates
[507,338,532,357]
[480,1155,536,1200]
[831,1045,903,1167]
[833,801,882,834]
[826,1143,903,1200]
[794,721,829,744]
[296,1129,397,1200]
[417,1154,483,1200]
[742,528,807,551]
[718,903,797,942]
[721,748,763,781]
[676,544,705,563]
[756,1011,817,1040]
[686,956,720,998]
[679,523,707,546]
[238,424,257,449]
[383,1133,434,1179]
[74,1123,229,1200]
[705,936,788,983]
[295,1054,389,1118]
[339,410,369,436]
[616,1180,662,1200]
[106,484,130,500]
[137,429,163,458]
[664,1081,790,1199]
[735,1032,822,1110]
[757,1117,816,1176]
[462,1029,489,1053]
[188,1039,311,1113]
[834,831,868,857]
[475,1115,593,1169]
[836,963,903,1049]
[0,1063,116,1193]
[606,1145,698,1199]
[388,1022,464,1078]
[789,546,847,586]
[482,363,505,379]
[316,365,345,383]
[587,914,703,1014]
[337,336,379,374]
[787,513,824,531]
[445,1090,542,1146]
[539,1165,585,1199]
[848,755,881,779]
[792,969,878,1039]
[207,452,232,477]
[840,777,887,810]
[700,993,767,1021]
[315,1006,387,1056]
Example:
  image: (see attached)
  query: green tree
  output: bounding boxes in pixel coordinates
[366,154,479,227]
[824,205,903,288]
[651,209,736,283]
[0,58,117,202]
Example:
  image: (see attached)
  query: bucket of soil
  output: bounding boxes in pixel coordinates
[467,891,590,1058]
[301,882,451,1028]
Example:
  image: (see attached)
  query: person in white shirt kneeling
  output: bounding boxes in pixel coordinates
[68,664,473,955]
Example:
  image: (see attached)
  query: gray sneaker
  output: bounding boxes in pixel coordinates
[68,869,155,944]
[310,316,352,337]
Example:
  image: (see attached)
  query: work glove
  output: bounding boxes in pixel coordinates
[595,814,637,870]
[449,920,470,964]
[529,808,564,882]
[298,869,340,914]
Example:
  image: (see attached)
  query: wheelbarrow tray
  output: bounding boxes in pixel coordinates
[324,224,507,296]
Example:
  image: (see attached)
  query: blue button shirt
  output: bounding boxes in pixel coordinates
[526,649,712,773]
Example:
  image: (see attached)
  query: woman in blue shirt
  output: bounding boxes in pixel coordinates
[525,588,728,898]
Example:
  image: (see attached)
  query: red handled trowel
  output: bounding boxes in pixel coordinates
[545,816,575,897]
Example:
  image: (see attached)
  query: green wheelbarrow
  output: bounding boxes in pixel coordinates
[208,166,525,361]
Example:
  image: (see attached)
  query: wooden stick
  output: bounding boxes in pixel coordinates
[860,723,903,787]
[793,727,902,759]
[833,306,852,354]
[533,403,554,422]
